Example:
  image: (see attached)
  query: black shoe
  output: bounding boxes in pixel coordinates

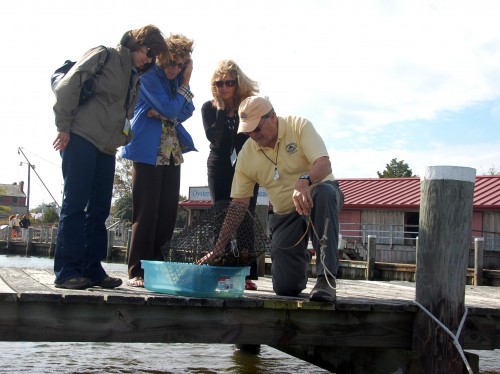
[92,276,122,289]
[55,276,92,290]
[309,275,336,302]
[235,344,261,354]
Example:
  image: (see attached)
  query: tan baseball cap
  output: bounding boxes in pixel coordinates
[238,96,273,133]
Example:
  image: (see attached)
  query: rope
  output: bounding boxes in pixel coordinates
[273,216,310,250]
[307,216,337,291]
[412,301,473,373]
[273,214,337,291]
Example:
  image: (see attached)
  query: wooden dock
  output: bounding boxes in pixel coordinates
[2,167,499,372]
[1,266,499,373]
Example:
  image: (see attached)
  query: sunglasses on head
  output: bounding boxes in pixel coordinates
[215,80,237,88]
[167,60,185,69]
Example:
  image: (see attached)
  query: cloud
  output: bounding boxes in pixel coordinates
[332,139,500,179]
[2,0,500,208]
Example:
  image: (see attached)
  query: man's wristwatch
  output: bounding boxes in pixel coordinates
[299,174,313,186]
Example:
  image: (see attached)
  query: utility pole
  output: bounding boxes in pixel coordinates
[19,160,33,214]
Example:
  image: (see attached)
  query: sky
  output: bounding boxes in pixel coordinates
[1,0,499,209]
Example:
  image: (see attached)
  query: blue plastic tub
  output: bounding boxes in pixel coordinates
[141,260,250,298]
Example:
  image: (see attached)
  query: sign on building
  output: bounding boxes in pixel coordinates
[189,186,269,206]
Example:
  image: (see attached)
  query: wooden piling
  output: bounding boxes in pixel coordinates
[255,205,268,277]
[125,229,132,262]
[49,227,57,257]
[6,226,12,250]
[25,227,33,256]
[474,237,484,286]
[106,230,115,262]
[412,166,476,373]
[366,235,376,280]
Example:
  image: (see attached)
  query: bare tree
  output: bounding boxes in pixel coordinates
[483,165,500,175]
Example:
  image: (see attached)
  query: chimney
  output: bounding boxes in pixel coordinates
[18,181,24,193]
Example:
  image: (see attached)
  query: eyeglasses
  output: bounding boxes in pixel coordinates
[243,114,271,135]
[167,60,185,69]
[214,80,237,88]
[143,47,156,59]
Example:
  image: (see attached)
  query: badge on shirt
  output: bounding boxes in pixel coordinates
[273,167,280,180]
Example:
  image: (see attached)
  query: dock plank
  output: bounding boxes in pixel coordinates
[0,266,499,353]
[0,268,55,293]
[0,273,16,301]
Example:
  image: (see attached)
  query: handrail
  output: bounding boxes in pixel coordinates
[339,222,500,252]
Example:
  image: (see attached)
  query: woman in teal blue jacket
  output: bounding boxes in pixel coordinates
[121,33,195,287]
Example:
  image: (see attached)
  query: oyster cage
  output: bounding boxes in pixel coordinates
[161,200,271,267]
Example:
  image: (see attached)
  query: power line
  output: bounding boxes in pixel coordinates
[21,148,61,169]
[17,147,60,209]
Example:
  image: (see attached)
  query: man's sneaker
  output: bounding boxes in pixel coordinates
[55,276,92,290]
[309,275,336,302]
[92,276,122,289]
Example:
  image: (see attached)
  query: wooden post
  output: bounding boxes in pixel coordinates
[106,230,114,262]
[412,166,476,373]
[49,227,57,258]
[25,227,33,257]
[125,229,132,263]
[6,225,12,250]
[415,236,419,278]
[474,237,484,286]
[255,205,269,277]
[366,235,376,280]
[42,227,48,243]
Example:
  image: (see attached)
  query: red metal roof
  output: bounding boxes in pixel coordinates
[338,176,500,211]
[179,200,213,209]
[179,176,500,211]
[473,176,500,208]
[339,178,420,210]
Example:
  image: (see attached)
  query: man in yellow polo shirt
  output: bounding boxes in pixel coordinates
[200,96,343,302]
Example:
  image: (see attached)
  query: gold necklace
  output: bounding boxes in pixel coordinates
[260,142,280,180]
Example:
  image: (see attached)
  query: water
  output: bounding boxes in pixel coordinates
[0,342,330,373]
[1,255,499,373]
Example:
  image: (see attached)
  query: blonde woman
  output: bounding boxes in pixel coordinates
[201,60,260,290]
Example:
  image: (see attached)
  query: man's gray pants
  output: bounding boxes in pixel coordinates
[268,181,344,296]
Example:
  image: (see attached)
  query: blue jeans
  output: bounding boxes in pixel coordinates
[54,134,115,284]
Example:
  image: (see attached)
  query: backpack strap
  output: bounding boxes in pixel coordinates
[94,45,110,77]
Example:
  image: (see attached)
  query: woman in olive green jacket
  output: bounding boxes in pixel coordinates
[52,25,167,290]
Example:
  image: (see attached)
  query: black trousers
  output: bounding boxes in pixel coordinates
[128,161,180,279]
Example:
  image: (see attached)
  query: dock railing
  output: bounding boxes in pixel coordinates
[339,222,500,252]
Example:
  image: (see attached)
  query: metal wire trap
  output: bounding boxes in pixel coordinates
[161,200,270,268]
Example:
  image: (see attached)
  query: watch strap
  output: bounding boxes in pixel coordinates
[299,174,313,186]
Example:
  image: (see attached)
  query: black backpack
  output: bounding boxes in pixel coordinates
[51,45,111,105]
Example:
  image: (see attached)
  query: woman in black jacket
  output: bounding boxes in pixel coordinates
[201,60,260,290]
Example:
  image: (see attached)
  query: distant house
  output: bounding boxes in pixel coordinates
[0,181,27,219]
